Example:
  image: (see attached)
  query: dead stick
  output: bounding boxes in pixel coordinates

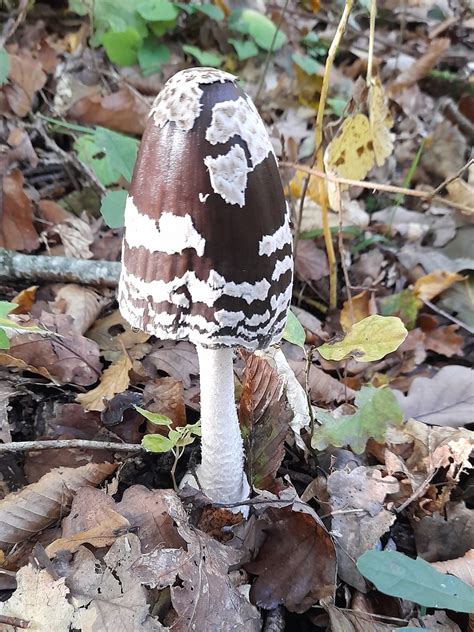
[0,439,142,454]
[0,249,120,287]
[0,614,31,629]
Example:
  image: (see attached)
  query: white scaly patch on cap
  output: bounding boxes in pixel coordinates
[120,268,272,308]
[272,255,293,281]
[205,97,274,168]
[258,215,293,256]
[124,197,206,256]
[204,144,251,207]
[150,67,237,132]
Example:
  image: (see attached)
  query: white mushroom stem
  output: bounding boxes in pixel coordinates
[196,345,250,505]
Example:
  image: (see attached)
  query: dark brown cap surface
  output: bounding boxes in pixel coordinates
[119,67,293,350]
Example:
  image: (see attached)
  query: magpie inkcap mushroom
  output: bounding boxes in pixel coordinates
[119,67,293,506]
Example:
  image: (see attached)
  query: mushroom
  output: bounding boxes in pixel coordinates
[118,67,293,506]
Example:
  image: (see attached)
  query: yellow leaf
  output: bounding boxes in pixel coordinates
[286,170,321,203]
[413,270,465,302]
[368,77,394,167]
[317,315,408,362]
[340,290,371,332]
[77,352,132,411]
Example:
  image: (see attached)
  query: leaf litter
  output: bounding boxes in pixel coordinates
[0,1,473,631]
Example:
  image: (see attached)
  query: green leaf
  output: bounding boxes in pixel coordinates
[0,46,10,86]
[379,289,420,330]
[149,17,178,37]
[192,3,225,20]
[282,310,306,349]
[102,27,143,66]
[357,550,474,613]
[229,38,259,60]
[137,0,179,21]
[301,31,319,46]
[93,127,139,182]
[100,190,128,228]
[317,315,408,362]
[142,433,175,452]
[312,386,403,454]
[137,39,170,75]
[230,9,286,51]
[292,52,320,75]
[0,302,16,319]
[0,329,10,349]
[74,135,122,186]
[182,44,222,67]
[136,406,173,426]
[327,97,347,117]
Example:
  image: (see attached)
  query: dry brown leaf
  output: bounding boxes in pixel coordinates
[0,351,57,382]
[423,324,464,358]
[143,377,187,429]
[388,38,450,95]
[327,466,399,592]
[54,216,94,259]
[0,462,116,550]
[322,600,395,631]
[144,340,199,389]
[0,565,74,631]
[8,312,102,386]
[340,290,372,332]
[431,549,474,586]
[3,49,47,116]
[245,506,336,613]
[447,178,474,213]
[77,352,132,412]
[368,77,394,167]
[67,87,149,135]
[413,270,465,302]
[294,239,329,285]
[132,489,261,631]
[87,310,151,362]
[11,285,38,314]
[0,169,39,252]
[52,284,109,334]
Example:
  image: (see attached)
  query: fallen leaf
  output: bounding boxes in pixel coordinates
[143,377,187,429]
[144,340,199,389]
[340,290,372,332]
[294,239,329,285]
[8,312,102,386]
[0,565,74,631]
[52,284,109,334]
[432,549,474,586]
[239,352,289,490]
[54,216,94,259]
[317,315,408,362]
[0,462,116,550]
[379,289,420,330]
[438,276,474,329]
[0,169,39,252]
[388,38,450,95]
[68,87,149,135]
[77,353,132,412]
[421,322,464,358]
[0,381,15,443]
[3,49,47,116]
[368,77,394,167]
[393,365,474,426]
[327,466,399,591]
[245,506,336,613]
[413,270,465,302]
[312,386,404,454]
[322,600,395,631]
[67,534,166,631]
[132,489,261,631]
[87,309,151,362]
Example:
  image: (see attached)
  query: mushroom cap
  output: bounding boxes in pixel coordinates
[119,67,293,350]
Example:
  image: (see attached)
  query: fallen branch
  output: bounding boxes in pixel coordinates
[0,439,142,454]
[0,249,121,287]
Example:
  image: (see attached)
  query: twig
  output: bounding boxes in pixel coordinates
[0,439,142,454]
[366,0,377,84]
[422,298,474,335]
[0,614,31,629]
[0,249,121,287]
[337,181,353,323]
[281,161,474,213]
[314,0,353,308]
[254,0,290,103]
[294,155,316,258]
[430,157,474,196]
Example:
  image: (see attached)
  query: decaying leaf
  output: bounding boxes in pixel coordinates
[0,169,39,252]
[393,365,474,427]
[239,352,289,490]
[312,386,404,454]
[0,462,116,550]
[52,284,109,334]
[339,290,372,332]
[327,466,399,592]
[3,49,47,116]
[317,315,408,362]
[77,352,132,412]
[294,239,329,285]
[432,549,474,586]
[132,489,261,631]
[245,506,336,613]
[144,340,199,389]
[413,270,465,303]
[322,599,396,631]
[388,38,450,95]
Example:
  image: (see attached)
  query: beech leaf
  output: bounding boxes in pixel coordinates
[312,386,404,454]
[317,315,408,362]
[77,352,132,412]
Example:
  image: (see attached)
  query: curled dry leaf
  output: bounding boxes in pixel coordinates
[393,365,474,427]
[53,284,110,334]
[7,312,102,386]
[0,169,39,252]
[327,466,399,592]
[0,462,116,550]
[3,49,47,116]
[431,549,474,586]
[77,352,132,412]
[245,506,336,613]
[132,488,261,631]
[87,309,151,362]
[413,270,465,303]
[388,38,450,96]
